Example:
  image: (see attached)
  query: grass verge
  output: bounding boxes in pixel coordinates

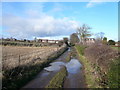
[111,46,120,51]
[107,58,120,88]
[75,45,101,88]
[65,52,71,62]
[46,67,67,88]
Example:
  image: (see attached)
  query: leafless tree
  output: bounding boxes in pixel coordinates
[77,24,92,44]
[95,32,105,43]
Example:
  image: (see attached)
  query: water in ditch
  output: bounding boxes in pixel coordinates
[23,49,86,88]
[44,59,82,74]
[44,58,85,88]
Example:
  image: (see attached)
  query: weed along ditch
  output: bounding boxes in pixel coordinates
[22,47,86,88]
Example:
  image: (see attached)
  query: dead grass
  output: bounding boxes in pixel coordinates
[2,46,60,70]
[2,46,68,90]
[75,45,101,88]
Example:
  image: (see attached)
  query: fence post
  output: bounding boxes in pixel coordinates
[18,55,20,66]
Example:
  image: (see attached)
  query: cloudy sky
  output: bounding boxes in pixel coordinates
[1,1,118,40]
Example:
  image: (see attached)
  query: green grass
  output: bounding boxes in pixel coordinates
[111,46,120,51]
[107,58,120,88]
[75,45,86,55]
[75,45,101,88]
[66,52,71,62]
[46,67,67,88]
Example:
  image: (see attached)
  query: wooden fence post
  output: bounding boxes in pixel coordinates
[18,55,20,66]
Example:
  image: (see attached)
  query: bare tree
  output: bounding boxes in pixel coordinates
[77,24,92,44]
[95,32,105,40]
[95,32,105,44]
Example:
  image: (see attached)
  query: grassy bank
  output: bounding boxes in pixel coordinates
[76,44,119,88]
[75,45,101,88]
[46,67,67,88]
[65,52,71,62]
[107,58,120,88]
[2,46,68,90]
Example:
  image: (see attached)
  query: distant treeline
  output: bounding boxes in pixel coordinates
[0,40,62,47]
[1,41,42,47]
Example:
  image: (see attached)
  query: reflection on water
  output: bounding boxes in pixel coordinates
[41,72,50,77]
[44,59,82,74]
[44,62,65,72]
[66,59,82,74]
[68,48,71,52]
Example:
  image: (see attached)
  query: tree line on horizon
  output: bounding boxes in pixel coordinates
[69,24,118,46]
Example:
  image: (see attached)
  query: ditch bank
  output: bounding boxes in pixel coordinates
[75,44,119,88]
[2,46,68,90]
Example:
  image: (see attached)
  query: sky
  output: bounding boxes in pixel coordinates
[1,1,118,41]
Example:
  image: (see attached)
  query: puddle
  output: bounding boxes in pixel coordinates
[68,47,71,52]
[44,58,82,74]
[66,59,82,74]
[23,49,85,88]
[41,72,50,77]
[44,62,65,72]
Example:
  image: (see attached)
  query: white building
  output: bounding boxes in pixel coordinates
[84,38,95,45]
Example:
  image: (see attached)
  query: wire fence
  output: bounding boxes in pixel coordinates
[2,46,61,71]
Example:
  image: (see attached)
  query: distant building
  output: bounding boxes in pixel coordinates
[84,38,95,45]
[115,42,119,46]
[48,40,55,43]
[41,39,48,43]
[36,39,60,44]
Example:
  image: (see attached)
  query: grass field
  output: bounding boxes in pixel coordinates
[2,46,60,70]
[2,45,68,90]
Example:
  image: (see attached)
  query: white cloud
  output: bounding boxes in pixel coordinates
[3,13,79,39]
[86,0,118,8]
[2,2,80,39]
[86,2,102,8]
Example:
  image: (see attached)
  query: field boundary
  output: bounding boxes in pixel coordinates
[2,46,68,90]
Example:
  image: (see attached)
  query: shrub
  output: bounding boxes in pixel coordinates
[84,43,118,72]
[84,43,119,87]
[108,40,115,45]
